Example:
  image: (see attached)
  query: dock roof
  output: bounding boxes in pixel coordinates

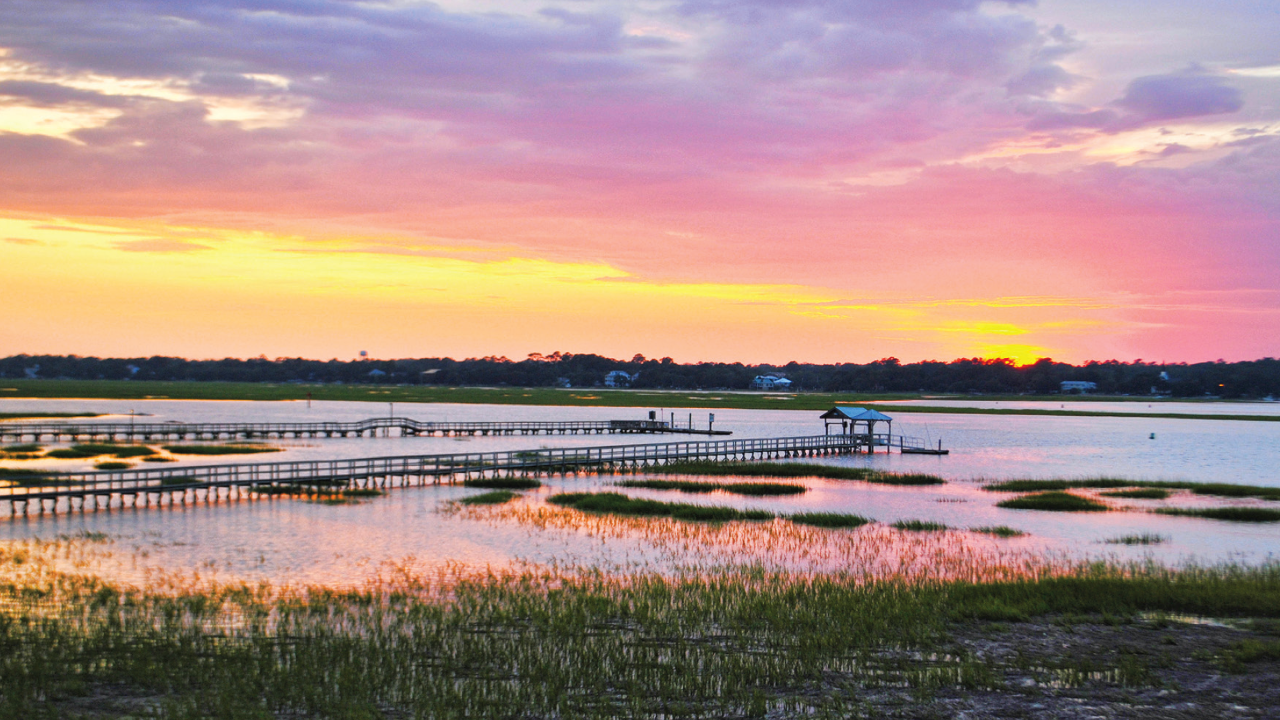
[819,407,893,422]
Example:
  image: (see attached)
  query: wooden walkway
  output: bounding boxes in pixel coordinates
[1,435,858,516]
[0,417,723,442]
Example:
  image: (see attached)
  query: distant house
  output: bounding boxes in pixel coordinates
[367,368,388,380]
[1060,380,1097,394]
[554,377,571,388]
[752,375,792,390]
[604,370,634,388]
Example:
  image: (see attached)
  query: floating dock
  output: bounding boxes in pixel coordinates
[0,417,728,442]
[1,434,854,517]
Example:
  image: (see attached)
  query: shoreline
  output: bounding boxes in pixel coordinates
[3,380,1279,422]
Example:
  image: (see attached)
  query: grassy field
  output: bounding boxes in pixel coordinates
[1,537,1278,718]
[3,379,1278,421]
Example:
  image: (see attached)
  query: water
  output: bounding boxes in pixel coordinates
[2,398,1277,586]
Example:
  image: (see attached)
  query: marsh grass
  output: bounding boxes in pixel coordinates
[618,479,807,496]
[1154,507,1280,523]
[790,512,873,529]
[1106,534,1168,545]
[1,443,43,460]
[44,443,157,459]
[985,478,1280,501]
[4,539,1277,719]
[652,461,944,485]
[461,477,542,490]
[997,492,1109,512]
[162,444,281,455]
[93,461,132,470]
[893,520,949,532]
[1101,488,1171,499]
[549,492,774,522]
[142,456,176,462]
[342,488,385,498]
[971,526,1026,538]
[460,490,519,505]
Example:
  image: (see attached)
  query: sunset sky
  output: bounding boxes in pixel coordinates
[2,0,1278,365]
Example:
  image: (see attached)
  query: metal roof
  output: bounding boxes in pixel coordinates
[819,407,892,422]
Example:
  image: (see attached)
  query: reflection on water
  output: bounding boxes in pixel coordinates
[1,398,1277,587]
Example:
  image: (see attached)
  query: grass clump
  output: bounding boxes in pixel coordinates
[548,492,774,523]
[997,491,1109,512]
[985,478,1280,502]
[44,443,156,459]
[461,490,519,506]
[970,526,1026,538]
[93,461,132,470]
[0,468,54,483]
[892,519,948,532]
[142,456,176,463]
[618,479,807,496]
[790,512,873,529]
[1107,533,1168,545]
[652,461,944,485]
[1101,488,1171,499]
[461,477,542,490]
[1154,507,1280,523]
[983,478,1133,492]
[342,488,385,498]
[162,444,281,455]
[1189,484,1280,501]
[1,443,43,460]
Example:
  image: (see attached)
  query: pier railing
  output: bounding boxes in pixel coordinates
[1,434,858,513]
[0,417,682,442]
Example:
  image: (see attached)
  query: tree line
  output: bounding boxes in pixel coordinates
[2,353,1278,398]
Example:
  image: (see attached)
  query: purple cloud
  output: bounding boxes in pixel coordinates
[1117,72,1243,122]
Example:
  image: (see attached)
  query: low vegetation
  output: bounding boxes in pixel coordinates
[43,443,157,459]
[970,525,1026,538]
[892,519,949,532]
[788,512,873,529]
[161,444,281,455]
[653,461,945,485]
[984,478,1280,501]
[1154,507,1280,523]
[93,461,132,470]
[1106,534,1168,545]
[460,490,519,505]
[342,488,385,498]
[617,478,807,496]
[3,547,1278,718]
[996,491,1110,512]
[461,477,542,490]
[1100,488,1171,499]
[549,492,775,522]
[0,411,101,420]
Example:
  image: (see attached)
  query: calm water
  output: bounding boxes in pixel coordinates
[2,399,1278,586]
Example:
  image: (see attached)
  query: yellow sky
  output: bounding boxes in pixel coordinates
[0,216,1146,364]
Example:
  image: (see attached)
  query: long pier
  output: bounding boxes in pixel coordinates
[0,417,727,442]
[1,435,857,516]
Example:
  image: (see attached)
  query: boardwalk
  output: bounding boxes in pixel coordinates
[0,417,720,442]
[2,434,858,516]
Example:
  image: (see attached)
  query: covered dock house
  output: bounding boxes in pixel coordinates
[819,407,893,453]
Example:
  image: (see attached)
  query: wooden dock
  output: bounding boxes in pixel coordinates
[0,417,726,442]
[1,434,857,517]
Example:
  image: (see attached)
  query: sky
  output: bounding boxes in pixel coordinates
[1,0,1278,365]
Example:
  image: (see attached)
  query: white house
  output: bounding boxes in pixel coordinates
[1060,380,1097,394]
[752,375,792,390]
[604,370,634,388]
